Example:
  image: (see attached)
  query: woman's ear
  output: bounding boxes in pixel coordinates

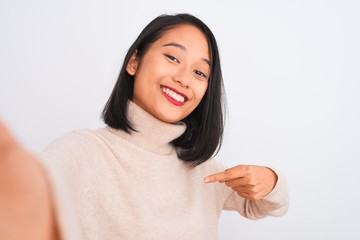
[126,51,139,76]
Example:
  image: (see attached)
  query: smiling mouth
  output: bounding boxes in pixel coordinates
[161,86,188,104]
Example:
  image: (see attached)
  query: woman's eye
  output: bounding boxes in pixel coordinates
[165,54,180,63]
[194,70,207,79]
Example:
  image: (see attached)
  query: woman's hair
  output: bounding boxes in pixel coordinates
[102,13,226,166]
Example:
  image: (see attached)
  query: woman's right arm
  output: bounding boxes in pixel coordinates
[0,121,59,240]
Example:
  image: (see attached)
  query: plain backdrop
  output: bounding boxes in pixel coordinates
[1,0,359,239]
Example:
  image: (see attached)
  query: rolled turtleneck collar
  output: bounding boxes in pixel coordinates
[106,101,186,155]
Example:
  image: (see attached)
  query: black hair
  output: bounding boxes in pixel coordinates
[102,13,226,166]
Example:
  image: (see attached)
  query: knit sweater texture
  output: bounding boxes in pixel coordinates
[40,101,289,240]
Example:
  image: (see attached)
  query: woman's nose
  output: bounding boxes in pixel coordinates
[173,67,190,88]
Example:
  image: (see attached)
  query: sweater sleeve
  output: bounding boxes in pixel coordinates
[223,169,289,220]
[39,130,102,240]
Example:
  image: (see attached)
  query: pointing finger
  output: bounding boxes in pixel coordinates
[204,169,233,183]
[204,165,247,183]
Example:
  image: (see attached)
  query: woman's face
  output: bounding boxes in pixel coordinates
[127,24,210,123]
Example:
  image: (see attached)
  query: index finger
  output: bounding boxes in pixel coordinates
[204,165,248,183]
[204,170,230,183]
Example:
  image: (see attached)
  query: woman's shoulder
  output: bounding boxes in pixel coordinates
[40,128,111,169]
[39,128,111,183]
[43,128,106,153]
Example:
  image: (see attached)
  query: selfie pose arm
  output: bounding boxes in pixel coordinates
[0,121,58,240]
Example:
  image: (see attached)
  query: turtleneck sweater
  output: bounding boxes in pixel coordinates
[40,101,289,240]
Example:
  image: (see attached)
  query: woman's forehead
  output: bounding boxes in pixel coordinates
[153,24,210,58]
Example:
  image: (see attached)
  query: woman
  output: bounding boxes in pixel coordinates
[2,13,289,239]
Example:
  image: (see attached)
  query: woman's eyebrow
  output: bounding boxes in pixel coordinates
[162,42,211,67]
[162,42,186,51]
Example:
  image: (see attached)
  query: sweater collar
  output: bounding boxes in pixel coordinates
[108,101,186,155]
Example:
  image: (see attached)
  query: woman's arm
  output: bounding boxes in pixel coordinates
[0,121,59,240]
[205,165,289,219]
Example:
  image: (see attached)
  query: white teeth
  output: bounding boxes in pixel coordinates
[162,87,185,103]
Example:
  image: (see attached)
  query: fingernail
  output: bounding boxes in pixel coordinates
[204,177,210,183]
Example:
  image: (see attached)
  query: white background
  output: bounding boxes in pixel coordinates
[1,0,360,239]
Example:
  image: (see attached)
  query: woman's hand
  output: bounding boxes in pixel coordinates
[204,165,278,200]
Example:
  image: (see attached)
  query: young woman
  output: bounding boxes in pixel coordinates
[7,13,289,239]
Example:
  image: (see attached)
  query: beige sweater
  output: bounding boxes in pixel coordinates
[41,102,289,240]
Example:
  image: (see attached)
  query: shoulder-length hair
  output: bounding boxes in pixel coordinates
[102,13,226,167]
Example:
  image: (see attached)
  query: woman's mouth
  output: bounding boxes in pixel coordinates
[161,86,188,106]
